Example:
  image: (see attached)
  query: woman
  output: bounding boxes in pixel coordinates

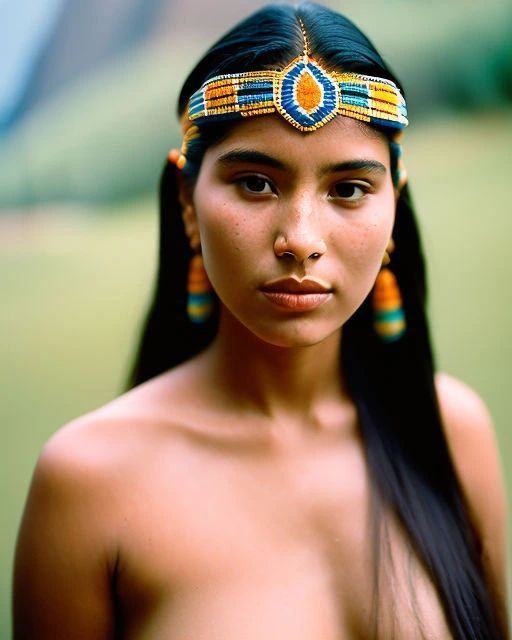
[13,3,508,638]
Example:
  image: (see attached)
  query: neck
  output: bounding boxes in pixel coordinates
[199,306,350,428]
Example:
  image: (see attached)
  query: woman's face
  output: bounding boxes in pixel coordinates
[187,114,396,347]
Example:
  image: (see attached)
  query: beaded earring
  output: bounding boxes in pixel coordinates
[168,148,214,324]
[182,206,214,325]
[372,238,406,342]
[186,253,214,324]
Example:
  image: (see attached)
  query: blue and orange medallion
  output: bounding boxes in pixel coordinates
[275,56,339,131]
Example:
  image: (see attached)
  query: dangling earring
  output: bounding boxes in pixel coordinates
[181,205,214,324]
[187,252,214,323]
[168,150,215,324]
[372,237,406,342]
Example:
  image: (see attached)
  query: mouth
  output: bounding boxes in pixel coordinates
[260,276,333,294]
[260,276,333,311]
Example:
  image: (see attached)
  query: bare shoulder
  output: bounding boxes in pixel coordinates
[13,374,194,638]
[434,371,506,523]
[13,411,126,638]
[18,379,174,566]
[435,371,497,445]
[35,369,192,485]
[434,371,509,612]
[35,355,221,492]
[434,372,505,502]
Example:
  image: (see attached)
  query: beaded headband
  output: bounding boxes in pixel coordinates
[187,17,407,133]
[187,60,408,134]
[173,22,409,188]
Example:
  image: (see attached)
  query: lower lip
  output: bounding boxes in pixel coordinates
[261,291,332,311]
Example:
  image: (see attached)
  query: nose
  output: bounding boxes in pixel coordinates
[273,200,327,264]
[274,237,326,263]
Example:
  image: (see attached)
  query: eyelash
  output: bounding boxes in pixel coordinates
[235,175,276,195]
[328,182,370,202]
[235,174,371,203]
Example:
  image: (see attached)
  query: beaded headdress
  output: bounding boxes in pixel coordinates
[174,21,408,189]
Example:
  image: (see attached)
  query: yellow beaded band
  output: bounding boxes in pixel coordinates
[186,55,408,134]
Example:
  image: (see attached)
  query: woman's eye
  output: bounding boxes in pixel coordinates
[330,182,367,201]
[237,176,274,194]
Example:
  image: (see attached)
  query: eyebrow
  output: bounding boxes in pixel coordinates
[217,149,285,170]
[215,149,386,175]
[320,159,387,176]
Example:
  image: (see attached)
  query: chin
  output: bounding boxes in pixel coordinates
[247,317,342,349]
[218,301,348,348]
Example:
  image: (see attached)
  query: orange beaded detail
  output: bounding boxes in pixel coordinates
[296,70,322,112]
[187,254,214,323]
[372,267,406,342]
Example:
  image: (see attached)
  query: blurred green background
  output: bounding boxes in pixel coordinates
[1,0,511,637]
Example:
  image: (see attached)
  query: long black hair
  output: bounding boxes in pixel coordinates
[124,3,505,638]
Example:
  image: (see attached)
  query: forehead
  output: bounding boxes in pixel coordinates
[205,114,391,167]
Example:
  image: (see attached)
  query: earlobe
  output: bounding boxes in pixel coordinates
[170,147,195,223]
[182,204,201,250]
[172,162,200,249]
[175,164,192,210]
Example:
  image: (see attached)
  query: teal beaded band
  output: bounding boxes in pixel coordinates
[187,55,408,133]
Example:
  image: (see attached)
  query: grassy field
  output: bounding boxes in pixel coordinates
[2,111,511,636]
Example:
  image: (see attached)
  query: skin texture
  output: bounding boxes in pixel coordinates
[191,115,395,352]
[12,115,509,639]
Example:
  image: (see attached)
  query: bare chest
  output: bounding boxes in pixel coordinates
[114,435,451,639]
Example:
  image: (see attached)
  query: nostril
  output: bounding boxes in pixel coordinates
[274,234,326,263]
[276,250,323,262]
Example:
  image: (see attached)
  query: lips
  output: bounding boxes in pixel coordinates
[260,276,332,294]
[260,277,333,311]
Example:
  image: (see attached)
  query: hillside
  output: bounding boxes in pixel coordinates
[0,0,510,207]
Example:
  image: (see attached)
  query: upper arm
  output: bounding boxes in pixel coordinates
[12,421,119,639]
[435,372,509,620]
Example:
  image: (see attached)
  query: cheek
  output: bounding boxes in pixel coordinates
[193,189,259,283]
[331,207,394,276]
[346,222,386,264]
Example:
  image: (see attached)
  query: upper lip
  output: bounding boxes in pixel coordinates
[260,276,333,293]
